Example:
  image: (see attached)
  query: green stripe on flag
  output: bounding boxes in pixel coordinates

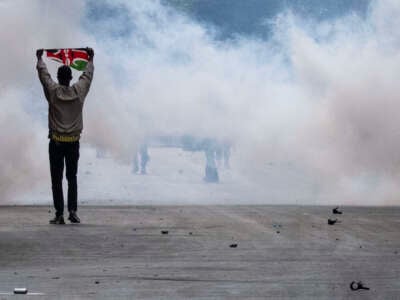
[70,60,88,71]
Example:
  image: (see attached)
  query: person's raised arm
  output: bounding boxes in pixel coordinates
[36,49,56,94]
[74,47,94,101]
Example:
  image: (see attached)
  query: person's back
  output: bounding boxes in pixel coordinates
[36,48,94,224]
[37,53,94,140]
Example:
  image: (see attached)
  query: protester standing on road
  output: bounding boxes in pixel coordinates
[36,48,94,224]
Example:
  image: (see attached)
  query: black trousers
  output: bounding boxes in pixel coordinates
[49,140,80,216]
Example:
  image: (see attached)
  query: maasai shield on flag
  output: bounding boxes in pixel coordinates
[46,48,89,71]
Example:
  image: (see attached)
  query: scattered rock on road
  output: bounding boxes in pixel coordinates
[333,207,343,214]
[328,219,338,225]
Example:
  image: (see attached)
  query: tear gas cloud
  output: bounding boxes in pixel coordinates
[1,0,400,205]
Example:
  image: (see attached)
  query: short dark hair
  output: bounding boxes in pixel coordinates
[57,65,72,81]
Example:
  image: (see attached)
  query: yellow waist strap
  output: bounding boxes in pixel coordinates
[51,134,80,142]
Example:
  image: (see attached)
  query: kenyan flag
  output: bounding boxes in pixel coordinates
[46,48,89,71]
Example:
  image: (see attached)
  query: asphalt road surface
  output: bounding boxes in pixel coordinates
[0,205,399,299]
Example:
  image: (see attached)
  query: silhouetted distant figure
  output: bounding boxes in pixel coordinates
[36,48,94,225]
[215,144,223,168]
[222,140,231,169]
[203,138,219,183]
[215,139,231,169]
[133,143,150,174]
[96,148,106,158]
[133,156,139,174]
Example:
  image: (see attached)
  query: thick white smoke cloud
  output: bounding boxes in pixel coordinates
[0,0,92,200]
[1,0,400,205]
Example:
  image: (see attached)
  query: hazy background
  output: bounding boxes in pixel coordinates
[1,0,400,206]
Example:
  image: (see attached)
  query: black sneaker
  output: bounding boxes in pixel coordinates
[68,211,80,223]
[49,215,65,225]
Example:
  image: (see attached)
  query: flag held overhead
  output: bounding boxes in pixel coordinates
[43,48,90,71]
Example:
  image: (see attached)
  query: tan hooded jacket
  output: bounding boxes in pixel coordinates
[37,59,94,138]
